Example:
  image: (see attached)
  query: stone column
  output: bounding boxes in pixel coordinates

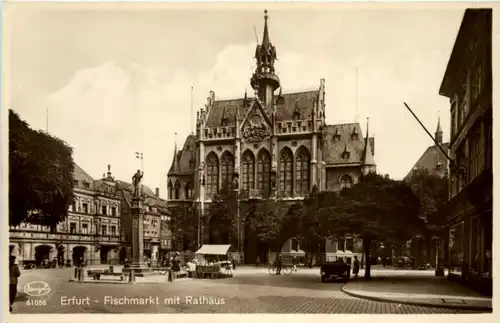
[127,196,151,281]
[311,133,318,190]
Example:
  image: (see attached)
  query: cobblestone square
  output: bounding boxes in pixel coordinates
[11,267,489,314]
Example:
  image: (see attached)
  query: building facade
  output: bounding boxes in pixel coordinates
[167,11,376,264]
[439,9,492,294]
[9,164,121,266]
[117,182,171,264]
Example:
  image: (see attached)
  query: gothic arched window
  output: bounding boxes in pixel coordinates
[257,149,271,196]
[279,148,293,196]
[174,180,181,199]
[185,182,193,199]
[168,180,173,200]
[220,151,235,192]
[206,153,219,198]
[340,174,353,189]
[295,147,310,196]
[241,150,255,193]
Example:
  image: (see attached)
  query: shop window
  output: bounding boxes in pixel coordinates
[449,221,465,274]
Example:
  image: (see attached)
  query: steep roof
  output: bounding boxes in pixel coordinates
[322,123,375,166]
[167,134,197,176]
[204,90,319,128]
[73,163,94,189]
[405,142,450,180]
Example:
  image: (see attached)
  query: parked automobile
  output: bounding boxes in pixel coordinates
[394,256,415,268]
[320,260,351,283]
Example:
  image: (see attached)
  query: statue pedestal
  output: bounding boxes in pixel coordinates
[126,196,152,282]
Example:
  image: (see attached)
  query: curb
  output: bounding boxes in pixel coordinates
[68,278,191,284]
[340,286,492,311]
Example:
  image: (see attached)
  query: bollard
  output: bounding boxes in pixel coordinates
[168,270,173,282]
[129,269,135,283]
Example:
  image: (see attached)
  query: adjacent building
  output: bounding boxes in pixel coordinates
[438,8,492,294]
[116,181,171,263]
[167,11,375,264]
[9,164,122,266]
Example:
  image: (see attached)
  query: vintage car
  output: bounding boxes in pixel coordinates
[320,260,351,283]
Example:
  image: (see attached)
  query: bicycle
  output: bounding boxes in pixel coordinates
[268,265,292,275]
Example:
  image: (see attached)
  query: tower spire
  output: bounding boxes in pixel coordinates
[262,10,270,48]
[251,10,280,111]
[435,113,443,145]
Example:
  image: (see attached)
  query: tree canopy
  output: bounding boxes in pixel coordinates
[9,109,75,230]
[245,199,302,253]
[405,168,448,229]
[309,173,426,278]
[169,203,198,252]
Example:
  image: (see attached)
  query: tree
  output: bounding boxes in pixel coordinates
[169,204,198,252]
[9,109,75,231]
[405,168,449,264]
[207,188,238,245]
[319,173,425,279]
[245,199,301,255]
[405,168,448,228]
[299,191,339,267]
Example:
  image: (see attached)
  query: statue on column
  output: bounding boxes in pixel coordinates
[232,172,240,191]
[132,170,144,198]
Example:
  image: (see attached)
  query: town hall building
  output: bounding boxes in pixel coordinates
[167,11,376,264]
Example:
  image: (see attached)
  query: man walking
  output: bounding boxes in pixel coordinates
[256,256,260,267]
[353,255,360,278]
[9,255,21,312]
[276,255,282,275]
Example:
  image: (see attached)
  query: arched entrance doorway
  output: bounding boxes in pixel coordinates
[35,245,53,264]
[208,215,231,245]
[72,246,86,266]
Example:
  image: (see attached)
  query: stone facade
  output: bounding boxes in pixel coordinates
[9,164,122,266]
[438,9,492,295]
[167,11,376,264]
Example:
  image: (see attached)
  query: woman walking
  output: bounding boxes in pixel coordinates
[9,255,21,312]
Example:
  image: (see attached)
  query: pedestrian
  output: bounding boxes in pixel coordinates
[276,255,282,275]
[232,257,236,270]
[256,256,260,267]
[353,255,360,278]
[9,255,21,312]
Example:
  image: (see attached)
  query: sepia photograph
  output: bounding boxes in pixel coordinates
[3,2,494,317]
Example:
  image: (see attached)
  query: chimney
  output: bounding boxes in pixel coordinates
[155,188,160,197]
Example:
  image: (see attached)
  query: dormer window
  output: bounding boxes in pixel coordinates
[221,117,228,127]
[333,129,341,142]
[351,128,359,140]
[436,162,443,169]
[341,144,350,159]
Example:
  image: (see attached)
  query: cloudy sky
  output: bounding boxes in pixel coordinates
[5,3,466,198]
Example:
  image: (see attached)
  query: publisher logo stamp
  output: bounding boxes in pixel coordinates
[24,281,51,297]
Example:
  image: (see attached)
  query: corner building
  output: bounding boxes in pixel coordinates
[167,11,376,264]
[438,9,492,295]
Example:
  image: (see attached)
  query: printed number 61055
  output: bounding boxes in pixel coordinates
[26,299,47,306]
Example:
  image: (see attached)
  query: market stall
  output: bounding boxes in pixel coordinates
[192,244,233,279]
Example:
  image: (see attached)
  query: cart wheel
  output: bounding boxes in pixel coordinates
[30,264,36,269]
[268,267,277,275]
[283,266,293,275]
